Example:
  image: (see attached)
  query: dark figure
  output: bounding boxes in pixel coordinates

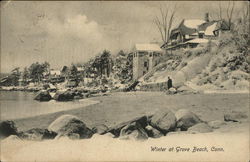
[167,77,173,89]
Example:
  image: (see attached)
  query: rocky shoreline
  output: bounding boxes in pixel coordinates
[1,108,247,142]
[0,83,200,102]
[0,85,112,102]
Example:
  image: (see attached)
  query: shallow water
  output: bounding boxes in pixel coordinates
[0,91,99,120]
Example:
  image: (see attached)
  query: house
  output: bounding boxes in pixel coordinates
[50,69,61,76]
[49,69,64,84]
[161,13,230,51]
[132,44,163,80]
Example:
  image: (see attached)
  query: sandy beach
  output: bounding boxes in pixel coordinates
[12,91,249,131]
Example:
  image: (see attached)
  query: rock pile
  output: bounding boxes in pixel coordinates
[19,128,57,141]
[2,108,245,141]
[33,88,110,102]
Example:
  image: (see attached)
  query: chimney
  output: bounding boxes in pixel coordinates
[204,13,209,22]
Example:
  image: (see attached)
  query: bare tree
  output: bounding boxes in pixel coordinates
[241,2,249,25]
[226,1,235,30]
[217,1,235,30]
[153,4,177,44]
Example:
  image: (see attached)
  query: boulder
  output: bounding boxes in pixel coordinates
[92,124,109,135]
[208,120,226,129]
[119,122,148,141]
[188,123,213,133]
[0,120,18,139]
[145,125,163,138]
[48,115,93,139]
[175,109,203,130]
[107,116,148,137]
[150,109,176,134]
[224,112,248,122]
[53,91,74,101]
[20,128,57,140]
[166,87,177,95]
[34,90,52,101]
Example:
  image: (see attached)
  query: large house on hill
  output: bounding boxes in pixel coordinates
[161,13,230,51]
[132,44,163,80]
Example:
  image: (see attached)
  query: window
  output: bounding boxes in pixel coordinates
[198,33,204,38]
[143,71,146,75]
[144,61,148,67]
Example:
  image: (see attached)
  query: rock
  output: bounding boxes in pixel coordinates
[48,115,93,139]
[175,109,203,130]
[167,87,177,94]
[224,112,248,122]
[34,90,52,101]
[0,120,18,139]
[107,116,148,137]
[119,122,148,141]
[150,109,176,134]
[188,123,213,133]
[145,125,163,138]
[208,120,226,129]
[92,124,109,135]
[20,128,57,140]
[53,91,74,101]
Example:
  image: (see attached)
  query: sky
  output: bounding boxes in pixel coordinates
[1,1,247,72]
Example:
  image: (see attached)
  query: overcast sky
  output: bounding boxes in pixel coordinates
[1,1,246,72]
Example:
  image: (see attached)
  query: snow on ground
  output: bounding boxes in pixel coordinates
[1,129,249,161]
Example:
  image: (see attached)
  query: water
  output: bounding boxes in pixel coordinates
[0,91,99,120]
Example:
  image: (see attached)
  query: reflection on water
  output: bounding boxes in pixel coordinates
[0,91,99,120]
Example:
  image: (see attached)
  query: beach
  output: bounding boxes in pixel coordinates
[9,91,249,131]
[1,91,249,161]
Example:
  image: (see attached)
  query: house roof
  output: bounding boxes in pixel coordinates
[135,44,162,52]
[182,19,206,29]
[170,19,206,38]
[204,22,218,36]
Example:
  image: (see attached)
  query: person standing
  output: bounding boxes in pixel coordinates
[167,76,173,89]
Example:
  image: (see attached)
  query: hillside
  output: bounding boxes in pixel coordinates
[141,31,249,91]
